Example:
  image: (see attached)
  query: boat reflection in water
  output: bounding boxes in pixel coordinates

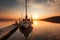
[19,23,33,40]
[19,16,33,40]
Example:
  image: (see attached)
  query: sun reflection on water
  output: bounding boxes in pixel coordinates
[33,21,38,25]
[32,20,41,27]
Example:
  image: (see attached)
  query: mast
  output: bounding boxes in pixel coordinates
[25,0,28,19]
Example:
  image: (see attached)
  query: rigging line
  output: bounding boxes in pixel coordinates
[28,0,32,18]
[27,0,32,19]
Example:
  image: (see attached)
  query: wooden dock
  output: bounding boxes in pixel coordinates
[0,24,18,40]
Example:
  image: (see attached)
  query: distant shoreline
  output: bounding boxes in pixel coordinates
[0,19,16,22]
[41,16,60,23]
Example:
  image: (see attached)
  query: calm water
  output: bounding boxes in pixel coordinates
[0,21,15,28]
[0,20,60,40]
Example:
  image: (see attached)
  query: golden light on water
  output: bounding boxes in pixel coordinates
[32,20,41,27]
[33,21,38,25]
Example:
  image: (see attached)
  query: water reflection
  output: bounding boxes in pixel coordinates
[0,20,60,40]
[33,21,38,25]
[29,20,60,40]
[0,21,15,28]
[19,26,33,40]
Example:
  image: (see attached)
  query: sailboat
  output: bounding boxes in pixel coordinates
[19,0,33,28]
[19,0,33,40]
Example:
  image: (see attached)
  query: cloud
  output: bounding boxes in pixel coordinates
[0,0,60,15]
[0,0,21,13]
[32,0,60,10]
[34,0,56,4]
[49,0,55,3]
[0,0,20,8]
[34,0,48,4]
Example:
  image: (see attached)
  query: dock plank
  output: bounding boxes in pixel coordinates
[0,24,18,40]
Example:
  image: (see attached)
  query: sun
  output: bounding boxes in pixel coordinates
[33,14,38,19]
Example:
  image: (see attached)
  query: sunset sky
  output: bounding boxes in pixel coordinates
[0,0,60,19]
